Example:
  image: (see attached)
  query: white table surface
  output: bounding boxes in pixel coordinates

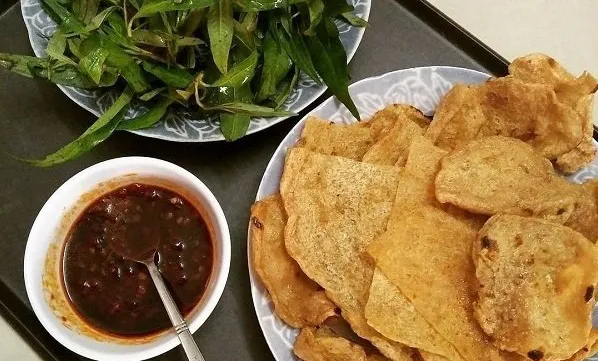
[1,1,596,359]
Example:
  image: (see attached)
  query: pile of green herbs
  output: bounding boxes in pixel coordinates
[0,0,366,166]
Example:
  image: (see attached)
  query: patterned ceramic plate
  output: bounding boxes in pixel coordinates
[20,0,371,142]
[248,66,598,361]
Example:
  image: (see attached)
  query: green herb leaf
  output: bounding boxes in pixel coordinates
[274,21,320,84]
[78,46,109,84]
[181,9,205,35]
[131,29,167,47]
[211,50,258,87]
[83,6,118,32]
[240,10,257,32]
[273,65,298,108]
[138,87,167,101]
[142,61,194,88]
[257,28,292,100]
[71,0,99,24]
[233,0,305,11]
[81,35,149,92]
[340,12,368,27]
[208,102,294,116]
[133,0,215,20]
[26,87,134,166]
[207,0,234,73]
[306,18,359,119]
[46,28,77,65]
[118,97,173,130]
[31,63,101,88]
[0,53,46,78]
[233,19,255,50]
[218,85,252,141]
[304,0,323,35]
[323,0,353,17]
[41,0,86,33]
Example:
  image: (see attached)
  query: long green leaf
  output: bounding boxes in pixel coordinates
[138,87,167,101]
[118,97,173,130]
[30,63,100,88]
[233,0,305,11]
[41,0,86,33]
[323,0,353,16]
[208,102,294,116]
[72,0,99,24]
[218,85,252,141]
[26,87,134,166]
[304,0,324,35]
[306,18,359,119]
[132,0,215,20]
[233,20,255,50]
[340,12,368,27]
[83,6,118,32]
[46,29,76,65]
[273,65,298,108]
[0,53,46,77]
[207,0,234,74]
[142,61,194,88]
[274,22,320,84]
[79,46,109,84]
[257,28,292,100]
[81,35,149,92]
[211,50,258,87]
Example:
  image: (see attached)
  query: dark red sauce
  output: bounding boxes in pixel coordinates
[62,183,213,337]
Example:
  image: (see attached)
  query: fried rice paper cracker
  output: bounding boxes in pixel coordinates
[563,182,598,243]
[362,105,428,166]
[368,201,520,361]
[435,136,578,223]
[250,194,337,328]
[280,148,412,361]
[365,269,464,360]
[426,77,585,160]
[509,54,598,173]
[424,84,487,152]
[566,330,598,361]
[473,215,598,360]
[367,104,429,141]
[295,117,374,161]
[402,136,487,230]
[294,326,390,361]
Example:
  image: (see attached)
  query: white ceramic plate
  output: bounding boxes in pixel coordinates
[247,66,598,361]
[20,0,371,142]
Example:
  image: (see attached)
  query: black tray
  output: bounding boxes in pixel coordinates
[0,1,509,360]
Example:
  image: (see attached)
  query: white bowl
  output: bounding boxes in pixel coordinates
[23,157,231,361]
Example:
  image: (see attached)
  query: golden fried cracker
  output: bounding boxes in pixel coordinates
[362,105,428,166]
[509,54,598,173]
[295,117,374,161]
[280,148,412,361]
[564,183,598,243]
[473,215,598,360]
[294,326,390,361]
[435,136,578,223]
[426,77,585,160]
[424,84,487,151]
[250,194,337,328]
[368,201,519,361]
[365,269,463,360]
[402,136,487,230]
[367,104,428,141]
[566,329,598,361]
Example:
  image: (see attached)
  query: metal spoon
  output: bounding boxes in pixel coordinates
[107,236,205,361]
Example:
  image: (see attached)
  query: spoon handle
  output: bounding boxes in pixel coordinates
[146,261,206,361]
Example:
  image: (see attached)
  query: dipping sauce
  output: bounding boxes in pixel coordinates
[62,183,213,337]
